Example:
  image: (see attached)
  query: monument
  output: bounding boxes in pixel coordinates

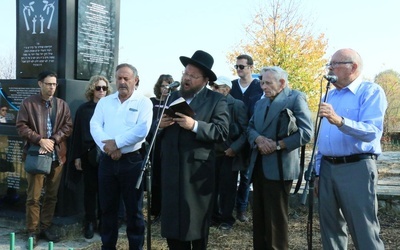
[0,0,120,216]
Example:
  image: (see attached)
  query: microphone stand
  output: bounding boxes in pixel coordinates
[300,78,332,250]
[136,90,172,250]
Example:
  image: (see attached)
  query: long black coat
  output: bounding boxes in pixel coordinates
[160,87,229,241]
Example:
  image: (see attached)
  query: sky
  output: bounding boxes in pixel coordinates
[1,0,399,97]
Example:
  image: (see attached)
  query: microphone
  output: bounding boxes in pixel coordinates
[166,81,180,89]
[323,75,337,83]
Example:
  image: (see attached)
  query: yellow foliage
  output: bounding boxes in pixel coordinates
[227,0,328,111]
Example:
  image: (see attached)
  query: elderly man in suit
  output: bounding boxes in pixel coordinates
[247,66,313,250]
[159,50,229,250]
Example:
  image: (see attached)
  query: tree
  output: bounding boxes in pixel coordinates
[0,51,16,79]
[374,69,400,134]
[227,0,328,111]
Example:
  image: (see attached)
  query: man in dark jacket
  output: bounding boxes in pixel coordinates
[159,50,229,249]
[230,54,263,222]
[16,70,73,247]
[210,76,248,231]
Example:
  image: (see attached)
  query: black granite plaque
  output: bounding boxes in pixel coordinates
[76,0,116,81]
[0,79,40,124]
[16,0,59,79]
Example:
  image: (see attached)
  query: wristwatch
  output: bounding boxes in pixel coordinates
[276,142,281,151]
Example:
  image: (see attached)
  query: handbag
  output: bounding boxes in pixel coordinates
[277,108,298,139]
[276,107,304,195]
[24,144,52,174]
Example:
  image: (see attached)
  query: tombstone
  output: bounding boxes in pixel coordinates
[0,0,120,217]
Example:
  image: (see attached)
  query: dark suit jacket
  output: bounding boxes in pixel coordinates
[215,94,249,171]
[247,87,313,181]
[160,87,229,241]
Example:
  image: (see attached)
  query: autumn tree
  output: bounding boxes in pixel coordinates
[227,0,328,111]
[374,69,400,134]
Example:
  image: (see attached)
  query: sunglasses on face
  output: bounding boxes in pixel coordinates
[95,86,108,91]
[234,65,249,70]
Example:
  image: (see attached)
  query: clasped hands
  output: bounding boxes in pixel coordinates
[38,138,55,154]
[255,136,277,155]
[159,112,195,130]
[102,139,121,161]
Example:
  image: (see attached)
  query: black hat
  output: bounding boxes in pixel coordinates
[180,50,217,81]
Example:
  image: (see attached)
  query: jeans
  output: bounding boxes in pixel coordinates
[236,169,250,213]
[98,152,145,250]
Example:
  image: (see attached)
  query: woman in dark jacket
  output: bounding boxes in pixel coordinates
[70,75,111,239]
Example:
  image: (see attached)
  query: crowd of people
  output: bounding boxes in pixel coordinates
[14,48,387,250]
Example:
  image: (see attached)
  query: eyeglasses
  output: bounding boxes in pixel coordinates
[42,82,58,87]
[234,65,249,70]
[325,61,353,68]
[161,85,169,89]
[182,71,203,80]
[95,86,108,91]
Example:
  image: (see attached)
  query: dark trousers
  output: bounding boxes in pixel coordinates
[167,237,208,250]
[252,162,292,250]
[82,155,100,222]
[213,155,238,226]
[98,152,145,250]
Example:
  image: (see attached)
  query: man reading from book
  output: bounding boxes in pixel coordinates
[158,50,229,249]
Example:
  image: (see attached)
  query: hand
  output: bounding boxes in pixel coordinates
[110,149,122,161]
[225,148,236,157]
[173,112,195,130]
[102,139,118,155]
[319,102,342,126]
[159,114,175,128]
[255,136,275,155]
[39,138,54,153]
[314,177,319,197]
[74,158,82,171]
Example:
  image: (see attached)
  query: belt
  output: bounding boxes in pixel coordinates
[122,149,141,157]
[103,149,141,158]
[322,153,377,164]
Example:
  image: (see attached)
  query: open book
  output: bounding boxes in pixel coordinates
[164,97,195,118]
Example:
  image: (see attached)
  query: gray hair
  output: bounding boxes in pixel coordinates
[260,66,289,83]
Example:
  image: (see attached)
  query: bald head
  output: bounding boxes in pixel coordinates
[329,48,363,89]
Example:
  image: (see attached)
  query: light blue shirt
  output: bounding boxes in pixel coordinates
[90,91,153,154]
[315,77,387,175]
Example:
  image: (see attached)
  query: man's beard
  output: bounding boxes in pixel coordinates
[179,84,203,99]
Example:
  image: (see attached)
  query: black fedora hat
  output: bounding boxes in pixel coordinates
[180,50,217,81]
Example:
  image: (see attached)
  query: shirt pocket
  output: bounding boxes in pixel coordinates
[124,107,140,126]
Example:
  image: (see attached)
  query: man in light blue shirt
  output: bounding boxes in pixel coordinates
[90,63,153,250]
[315,48,386,250]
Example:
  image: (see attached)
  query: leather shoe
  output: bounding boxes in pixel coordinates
[218,223,232,231]
[26,232,38,249]
[40,228,60,243]
[236,211,248,222]
[84,222,95,239]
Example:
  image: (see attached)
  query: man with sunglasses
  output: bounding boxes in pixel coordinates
[230,54,263,222]
[16,70,73,247]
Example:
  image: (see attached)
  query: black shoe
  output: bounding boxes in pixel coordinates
[40,228,61,243]
[26,232,38,249]
[236,211,248,222]
[218,223,232,231]
[84,222,95,239]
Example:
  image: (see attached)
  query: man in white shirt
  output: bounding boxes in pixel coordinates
[90,63,153,250]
